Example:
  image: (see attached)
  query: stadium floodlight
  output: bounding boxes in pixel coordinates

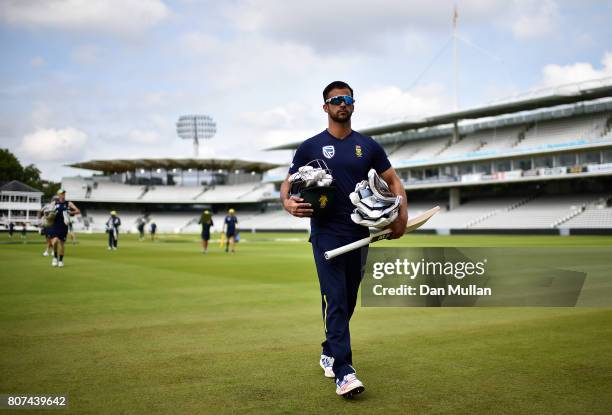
[176,114,216,157]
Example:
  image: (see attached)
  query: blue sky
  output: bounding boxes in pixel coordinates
[1,0,611,180]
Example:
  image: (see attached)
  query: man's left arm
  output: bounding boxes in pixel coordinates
[380,167,408,239]
[68,201,80,216]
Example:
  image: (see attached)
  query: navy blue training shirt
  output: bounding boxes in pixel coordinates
[224,216,238,234]
[289,129,392,239]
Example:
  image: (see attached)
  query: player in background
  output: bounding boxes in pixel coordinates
[47,189,80,268]
[222,208,238,253]
[150,221,157,241]
[198,209,214,253]
[281,81,407,398]
[67,218,76,244]
[20,223,27,240]
[7,222,14,239]
[106,211,121,250]
[136,216,146,241]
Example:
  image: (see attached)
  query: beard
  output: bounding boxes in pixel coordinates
[329,110,352,123]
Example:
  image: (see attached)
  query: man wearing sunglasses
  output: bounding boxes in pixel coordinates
[281,81,408,398]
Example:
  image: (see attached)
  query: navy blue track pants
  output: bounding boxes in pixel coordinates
[311,233,368,381]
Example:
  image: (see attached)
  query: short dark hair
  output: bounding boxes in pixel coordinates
[323,81,354,101]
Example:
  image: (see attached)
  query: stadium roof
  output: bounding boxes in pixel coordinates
[267,81,612,150]
[66,158,282,174]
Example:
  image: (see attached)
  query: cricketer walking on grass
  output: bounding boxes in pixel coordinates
[106,211,121,250]
[46,189,80,268]
[222,209,238,253]
[199,209,214,253]
[281,81,408,398]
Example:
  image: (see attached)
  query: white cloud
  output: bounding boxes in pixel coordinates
[19,127,88,161]
[223,0,513,53]
[235,82,450,150]
[540,51,612,87]
[183,34,361,91]
[356,83,450,127]
[0,0,169,36]
[512,0,559,39]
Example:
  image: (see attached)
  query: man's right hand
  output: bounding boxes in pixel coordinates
[284,195,313,217]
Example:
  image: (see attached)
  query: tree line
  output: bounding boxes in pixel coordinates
[0,148,59,201]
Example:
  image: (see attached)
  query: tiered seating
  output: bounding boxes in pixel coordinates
[466,127,521,153]
[62,177,277,204]
[139,186,202,203]
[516,114,608,149]
[436,135,482,158]
[423,198,522,229]
[389,136,449,164]
[559,206,612,228]
[195,183,276,203]
[73,193,611,233]
[62,176,90,199]
[400,126,521,161]
[87,181,144,202]
[472,195,601,229]
[384,114,611,165]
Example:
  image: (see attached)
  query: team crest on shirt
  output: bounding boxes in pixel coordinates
[319,194,328,208]
[355,145,362,157]
[322,145,335,159]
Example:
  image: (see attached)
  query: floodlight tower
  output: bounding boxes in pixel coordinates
[176,115,216,157]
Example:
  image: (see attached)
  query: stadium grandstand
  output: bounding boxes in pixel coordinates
[61,158,298,233]
[266,80,612,235]
[61,80,612,235]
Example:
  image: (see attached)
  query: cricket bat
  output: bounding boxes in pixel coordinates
[324,206,440,260]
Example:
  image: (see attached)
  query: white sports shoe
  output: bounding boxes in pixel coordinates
[336,373,365,398]
[52,258,58,267]
[108,247,112,250]
[319,354,335,378]
[58,261,64,268]
[43,250,49,257]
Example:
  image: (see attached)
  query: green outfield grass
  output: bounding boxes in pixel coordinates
[1,233,611,414]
